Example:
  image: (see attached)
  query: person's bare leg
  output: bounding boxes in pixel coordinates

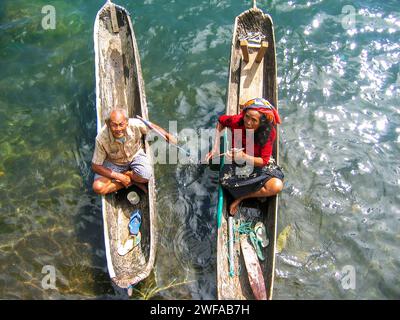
[229,178,283,216]
[125,171,149,194]
[93,177,125,195]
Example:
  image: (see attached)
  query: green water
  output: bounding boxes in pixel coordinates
[0,0,399,299]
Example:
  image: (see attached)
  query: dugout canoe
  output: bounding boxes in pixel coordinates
[217,4,280,300]
[93,0,156,293]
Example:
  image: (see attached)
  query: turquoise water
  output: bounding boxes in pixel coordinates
[0,0,399,299]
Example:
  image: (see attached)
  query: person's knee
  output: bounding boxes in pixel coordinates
[138,166,152,183]
[93,180,106,195]
[270,179,283,194]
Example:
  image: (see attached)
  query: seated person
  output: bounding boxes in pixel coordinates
[205,98,284,215]
[91,108,173,195]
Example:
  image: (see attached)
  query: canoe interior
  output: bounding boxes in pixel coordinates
[217,7,279,300]
[94,2,156,289]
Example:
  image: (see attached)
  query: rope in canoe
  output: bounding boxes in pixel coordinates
[225,209,259,277]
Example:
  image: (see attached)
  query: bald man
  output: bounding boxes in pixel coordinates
[91,108,173,195]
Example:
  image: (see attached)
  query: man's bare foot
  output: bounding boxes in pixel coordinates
[124,171,148,194]
[229,198,242,216]
[132,182,148,194]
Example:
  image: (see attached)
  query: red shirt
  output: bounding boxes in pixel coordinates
[218,114,276,166]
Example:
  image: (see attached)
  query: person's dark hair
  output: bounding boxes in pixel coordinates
[239,112,272,146]
[255,114,272,146]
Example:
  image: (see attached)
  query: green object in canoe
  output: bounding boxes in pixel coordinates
[217,131,227,229]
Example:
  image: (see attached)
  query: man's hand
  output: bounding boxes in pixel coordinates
[114,172,131,188]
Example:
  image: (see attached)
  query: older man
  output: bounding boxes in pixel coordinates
[92,108,173,195]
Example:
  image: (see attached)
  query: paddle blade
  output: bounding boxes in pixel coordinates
[240,235,267,300]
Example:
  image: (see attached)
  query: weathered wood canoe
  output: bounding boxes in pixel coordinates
[93,0,156,292]
[217,5,279,300]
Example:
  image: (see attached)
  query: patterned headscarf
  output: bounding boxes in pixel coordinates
[242,98,281,125]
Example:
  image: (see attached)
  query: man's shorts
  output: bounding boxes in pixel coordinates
[94,150,152,181]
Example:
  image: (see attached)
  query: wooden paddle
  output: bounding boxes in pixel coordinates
[240,234,267,300]
[136,115,192,158]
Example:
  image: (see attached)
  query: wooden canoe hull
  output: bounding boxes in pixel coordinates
[93,1,157,289]
[217,7,279,300]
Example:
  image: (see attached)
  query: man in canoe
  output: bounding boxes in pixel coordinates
[92,108,175,195]
[205,98,284,215]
